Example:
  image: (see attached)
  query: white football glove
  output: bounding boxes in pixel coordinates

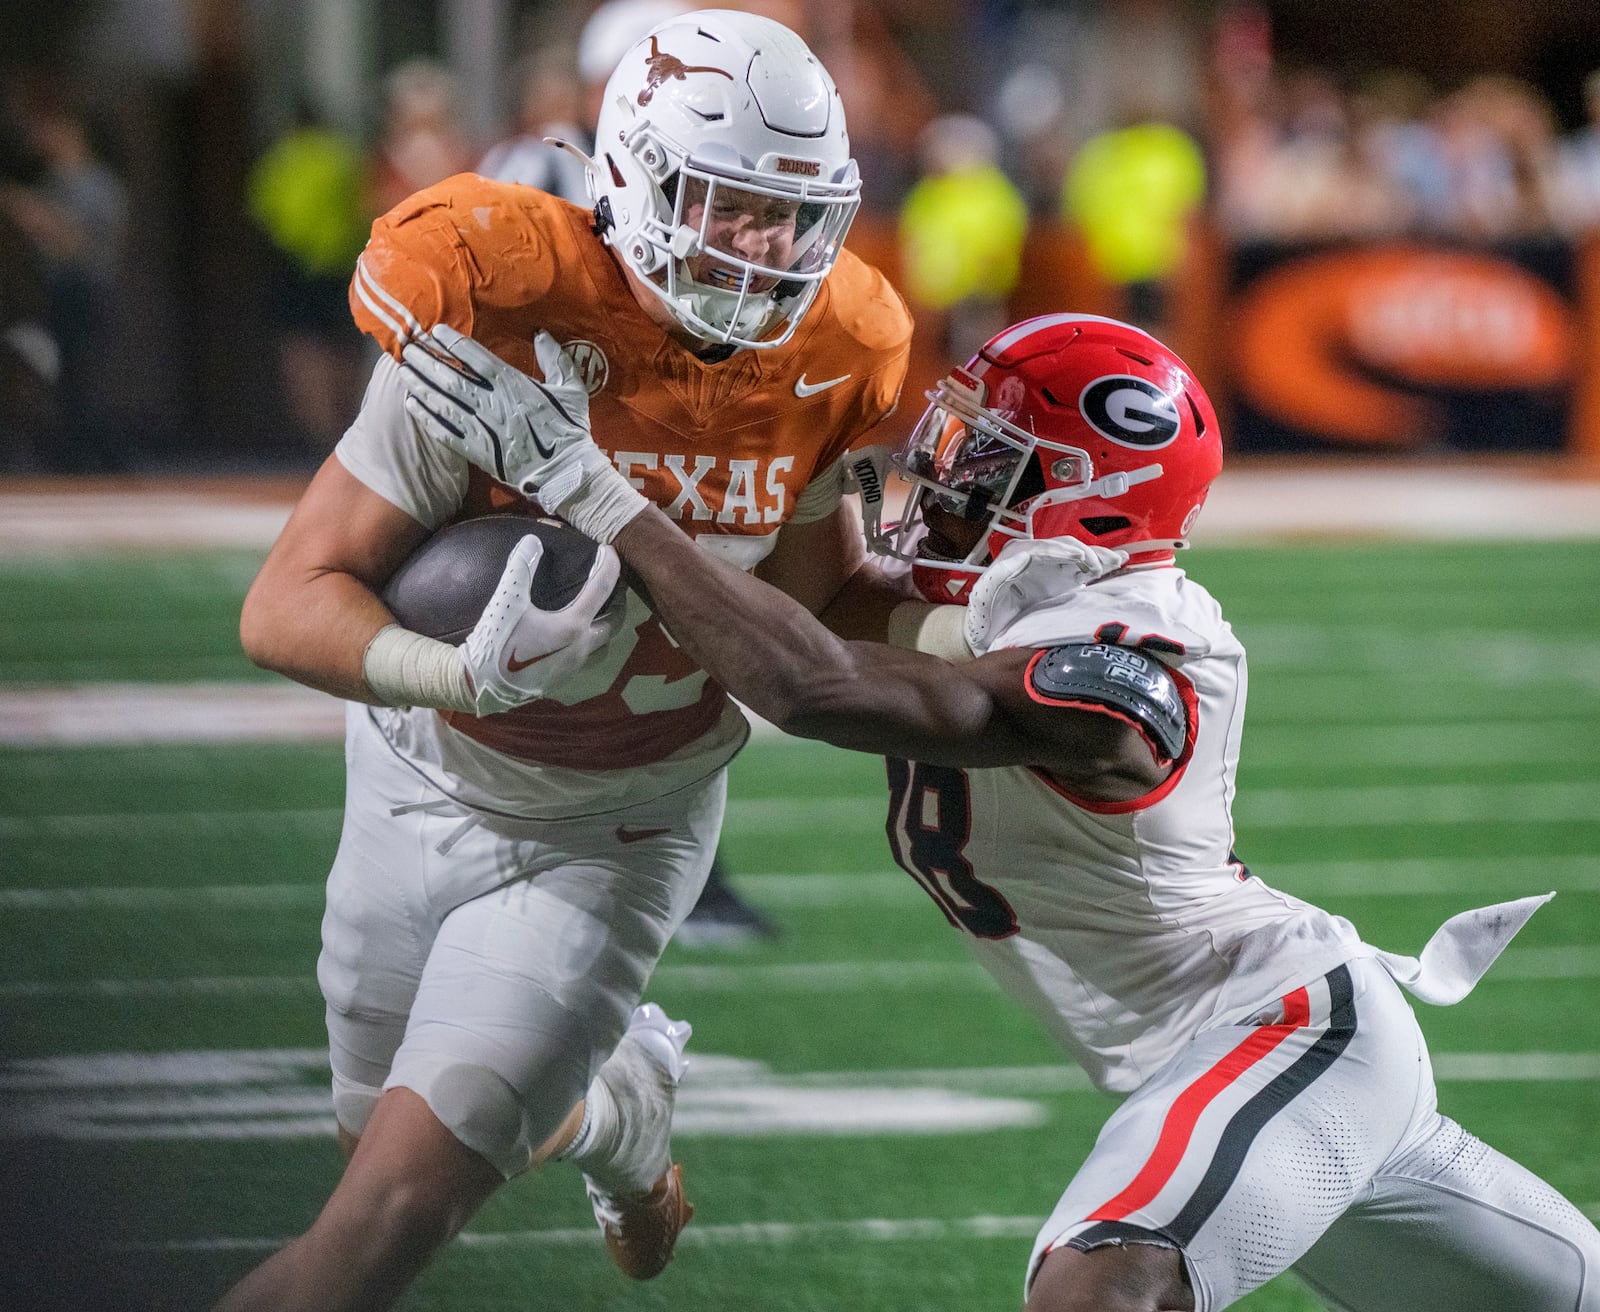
[963,537,1129,655]
[399,325,647,542]
[461,532,626,716]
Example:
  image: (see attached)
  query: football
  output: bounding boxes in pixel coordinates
[380,514,607,644]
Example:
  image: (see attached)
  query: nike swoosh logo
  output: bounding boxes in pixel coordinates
[794,372,851,397]
[506,648,555,673]
[615,825,672,844]
[524,413,557,460]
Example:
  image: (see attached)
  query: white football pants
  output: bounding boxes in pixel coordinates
[317,707,722,1176]
[1032,956,1600,1310]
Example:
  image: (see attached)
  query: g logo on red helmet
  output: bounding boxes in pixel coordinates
[1079,376,1181,448]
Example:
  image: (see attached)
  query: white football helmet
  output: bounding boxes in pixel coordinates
[586,9,860,349]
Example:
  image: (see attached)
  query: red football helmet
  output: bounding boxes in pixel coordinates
[868,314,1222,604]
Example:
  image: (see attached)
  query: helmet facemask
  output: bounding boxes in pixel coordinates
[651,161,859,347]
[870,369,1151,603]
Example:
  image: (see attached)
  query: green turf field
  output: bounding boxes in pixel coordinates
[1,539,1598,1311]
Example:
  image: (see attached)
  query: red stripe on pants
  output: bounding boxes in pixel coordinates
[1087,986,1311,1223]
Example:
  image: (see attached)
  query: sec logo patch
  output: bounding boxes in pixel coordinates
[561,340,610,395]
[1079,375,1181,449]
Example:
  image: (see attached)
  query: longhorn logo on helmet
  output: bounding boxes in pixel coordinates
[637,37,734,106]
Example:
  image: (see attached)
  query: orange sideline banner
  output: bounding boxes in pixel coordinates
[1224,239,1577,455]
[854,219,1600,460]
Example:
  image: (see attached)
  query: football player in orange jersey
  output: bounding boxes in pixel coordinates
[473,0,775,950]
[402,310,1600,1312]
[220,10,911,1311]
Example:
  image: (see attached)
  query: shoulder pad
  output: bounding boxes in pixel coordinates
[826,247,915,355]
[1028,643,1187,763]
[351,177,563,359]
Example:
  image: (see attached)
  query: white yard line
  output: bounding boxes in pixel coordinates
[0,490,294,551]
[744,856,1600,901]
[5,681,1599,759]
[9,778,1594,834]
[1234,780,1600,827]
[141,1215,1051,1255]
[0,884,327,911]
[718,782,1600,829]
[133,1214,1050,1255]
[10,1044,1600,1163]
[0,682,349,745]
[132,1200,1600,1254]
[0,809,343,836]
[1193,464,1600,542]
[0,1049,1056,1145]
[6,852,1595,913]
[0,977,318,999]
[3,942,1598,1002]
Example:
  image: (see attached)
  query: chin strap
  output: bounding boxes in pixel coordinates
[1083,462,1162,501]
[673,280,774,344]
[1116,539,1185,559]
[544,136,594,169]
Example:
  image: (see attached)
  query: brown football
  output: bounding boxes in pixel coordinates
[380,515,603,644]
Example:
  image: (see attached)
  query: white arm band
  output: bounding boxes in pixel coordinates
[886,601,974,662]
[362,624,477,713]
[553,463,651,544]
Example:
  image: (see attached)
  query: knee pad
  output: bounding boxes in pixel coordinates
[387,1054,549,1179]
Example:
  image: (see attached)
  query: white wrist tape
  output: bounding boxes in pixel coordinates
[362,624,476,713]
[554,463,650,545]
[886,600,973,662]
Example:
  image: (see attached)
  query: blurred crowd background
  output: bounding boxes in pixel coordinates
[7,0,1600,474]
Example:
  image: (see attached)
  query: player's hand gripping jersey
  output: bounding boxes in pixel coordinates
[341,178,910,814]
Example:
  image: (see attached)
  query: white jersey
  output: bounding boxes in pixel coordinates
[892,563,1547,1095]
[891,564,1589,1308]
[888,564,1369,1093]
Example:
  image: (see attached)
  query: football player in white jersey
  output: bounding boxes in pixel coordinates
[401,312,1600,1311]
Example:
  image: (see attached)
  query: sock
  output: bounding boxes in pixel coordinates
[559,1075,617,1166]
[565,1056,670,1197]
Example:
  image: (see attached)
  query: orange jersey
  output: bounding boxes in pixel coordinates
[349,175,912,770]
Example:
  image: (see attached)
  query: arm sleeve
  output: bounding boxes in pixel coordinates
[335,353,467,530]
[788,448,854,524]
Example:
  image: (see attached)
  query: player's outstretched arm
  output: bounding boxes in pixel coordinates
[612,505,1166,796]
[611,505,977,760]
